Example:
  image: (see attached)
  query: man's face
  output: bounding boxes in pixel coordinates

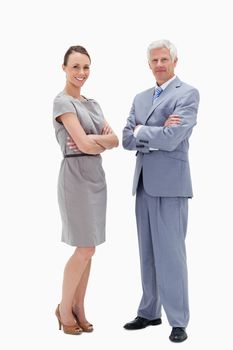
[149,47,177,85]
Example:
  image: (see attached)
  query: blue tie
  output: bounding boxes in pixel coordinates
[153,86,163,103]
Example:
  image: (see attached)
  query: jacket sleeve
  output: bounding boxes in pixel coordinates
[135,88,200,152]
[122,98,150,153]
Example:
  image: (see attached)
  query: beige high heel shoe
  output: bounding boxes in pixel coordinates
[72,311,94,332]
[55,305,83,335]
[77,321,93,333]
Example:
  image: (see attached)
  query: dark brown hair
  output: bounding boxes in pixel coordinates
[63,46,91,66]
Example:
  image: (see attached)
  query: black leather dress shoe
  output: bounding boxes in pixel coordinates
[169,327,187,342]
[123,316,162,330]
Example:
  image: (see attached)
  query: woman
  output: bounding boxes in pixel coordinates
[53,45,119,335]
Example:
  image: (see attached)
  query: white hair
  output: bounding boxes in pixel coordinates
[147,39,177,62]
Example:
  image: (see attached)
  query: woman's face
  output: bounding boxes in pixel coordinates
[63,52,90,88]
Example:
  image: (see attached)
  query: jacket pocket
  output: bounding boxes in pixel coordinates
[162,150,188,162]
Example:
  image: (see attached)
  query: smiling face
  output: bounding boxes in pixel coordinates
[149,47,177,85]
[62,52,91,89]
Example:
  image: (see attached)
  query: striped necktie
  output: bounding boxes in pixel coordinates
[153,86,163,103]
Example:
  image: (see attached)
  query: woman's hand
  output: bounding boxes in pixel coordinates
[164,114,181,127]
[67,136,79,151]
[101,121,113,135]
[67,135,105,153]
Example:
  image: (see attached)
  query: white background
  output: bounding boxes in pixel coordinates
[1,0,233,349]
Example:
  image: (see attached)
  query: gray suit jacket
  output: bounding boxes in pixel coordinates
[122,77,200,197]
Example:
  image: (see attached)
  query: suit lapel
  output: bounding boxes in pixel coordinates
[138,88,153,125]
[144,77,182,125]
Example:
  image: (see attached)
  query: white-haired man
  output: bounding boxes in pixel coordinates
[122,39,199,342]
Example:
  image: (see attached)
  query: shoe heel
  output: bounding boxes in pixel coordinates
[151,318,162,326]
[58,318,62,330]
[55,304,83,335]
[55,305,62,330]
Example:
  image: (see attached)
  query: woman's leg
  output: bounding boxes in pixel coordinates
[59,246,95,325]
[72,259,92,324]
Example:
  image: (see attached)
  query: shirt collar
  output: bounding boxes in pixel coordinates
[155,75,176,91]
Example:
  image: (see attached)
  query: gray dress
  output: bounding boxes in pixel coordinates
[53,91,106,247]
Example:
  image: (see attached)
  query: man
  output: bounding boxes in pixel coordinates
[122,39,199,343]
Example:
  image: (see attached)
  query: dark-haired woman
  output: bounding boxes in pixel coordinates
[53,46,118,335]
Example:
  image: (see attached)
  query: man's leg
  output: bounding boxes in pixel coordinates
[148,196,189,327]
[135,181,161,320]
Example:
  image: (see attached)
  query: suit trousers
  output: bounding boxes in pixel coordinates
[136,178,189,327]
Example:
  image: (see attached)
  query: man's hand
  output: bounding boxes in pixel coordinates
[164,115,181,127]
[134,124,142,132]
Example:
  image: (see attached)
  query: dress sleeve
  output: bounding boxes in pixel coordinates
[53,95,76,122]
